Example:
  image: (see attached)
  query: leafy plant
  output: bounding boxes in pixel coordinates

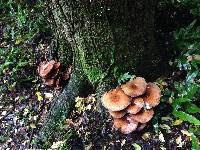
[0,0,49,84]
[171,0,200,148]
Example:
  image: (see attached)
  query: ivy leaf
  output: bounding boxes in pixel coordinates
[173,110,200,125]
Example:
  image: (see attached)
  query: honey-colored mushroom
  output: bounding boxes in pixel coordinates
[130,109,154,123]
[143,83,161,109]
[101,87,131,111]
[121,77,147,97]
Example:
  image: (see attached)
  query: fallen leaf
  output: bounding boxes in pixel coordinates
[142,132,150,140]
[176,135,184,147]
[51,140,65,149]
[181,130,192,141]
[44,92,53,99]
[30,123,36,129]
[173,119,183,125]
[121,139,126,146]
[36,91,43,101]
[159,131,165,143]
[1,111,7,116]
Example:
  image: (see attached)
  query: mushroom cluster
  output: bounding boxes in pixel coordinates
[37,60,71,87]
[101,77,161,134]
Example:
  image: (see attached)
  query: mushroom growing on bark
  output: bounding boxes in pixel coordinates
[109,110,126,119]
[126,98,144,114]
[38,60,67,87]
[130,109,154,123]
[38,60,55,78]
[121,77,147,97]
[143,83,161,109]
[113,116,138,134]
[101,87,131,111]
[101,76,161,134]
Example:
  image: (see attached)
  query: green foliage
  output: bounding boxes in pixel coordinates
[0,0,49,83]
[114,71,134,85]
[171,1,200,148]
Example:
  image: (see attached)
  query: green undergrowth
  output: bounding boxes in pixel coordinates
[168,0,200,149]
[0,0,49,86]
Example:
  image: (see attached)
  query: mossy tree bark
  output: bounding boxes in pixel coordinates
[38,0,169,145]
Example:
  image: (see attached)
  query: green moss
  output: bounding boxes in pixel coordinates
[75,27,115,84]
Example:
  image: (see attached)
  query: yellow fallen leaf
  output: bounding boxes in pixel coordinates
[36,91,43,101]
[173,119,183,125]
[30,123,36,129]
[142,132,150,140]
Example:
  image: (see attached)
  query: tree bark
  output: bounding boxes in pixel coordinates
[38,0,169,146]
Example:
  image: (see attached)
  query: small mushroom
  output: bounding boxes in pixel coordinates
[101,87,131,111]
[130,109,154,123]
[143,83,161,109]
[109,110,126,118]
[121,77,147,97]
[134,97,144,108]
[126,98,144,114]
[113,116,138,134]
[38,60,55,78]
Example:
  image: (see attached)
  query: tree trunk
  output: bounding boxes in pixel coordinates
[37,0,169,146]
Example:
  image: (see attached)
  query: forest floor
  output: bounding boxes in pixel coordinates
[0,36,193,149]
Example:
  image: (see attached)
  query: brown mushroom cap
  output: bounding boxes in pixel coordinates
[126,98,144,114]
[133,97,144,107]
[101,87,131,111]
[113,117,138,134]
[113,118,125,129]
[126,105,142,114]
[38,60,55,78]
[143,83,161,109]
[109,110,126,118]
[121,77,147,97]
[130,109,154,123]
